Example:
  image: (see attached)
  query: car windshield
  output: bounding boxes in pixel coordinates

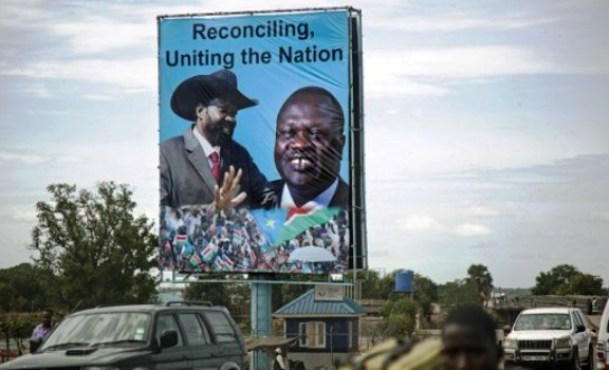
[40,312,151,350]
[514,313,572,331]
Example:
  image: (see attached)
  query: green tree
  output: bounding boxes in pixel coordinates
[183,281,250,327]
[30,182,158,311]
[183,282,232,308]
[271,275,312,311]
[378,272,396,298]
[466,264,494,306]
[344,270,394,299]
[0,313,40,354]
[570,274,604,295]
[357,270,383,299]
[532,264,578,295]
[0,263,48,312]
[532,264,604,296]
[380,297,418,337]
[438,279,480,309]
[413,274,438,323]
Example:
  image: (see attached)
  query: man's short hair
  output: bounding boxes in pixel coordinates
[277,86,344,131]
[442,305,497,342]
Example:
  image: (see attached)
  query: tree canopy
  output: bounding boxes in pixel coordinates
[531,264,604,296]
[438,279,481,309]
[30,182,158,311]
[0,263,47,312]
[466,264,494,306]
[380,297,418,337]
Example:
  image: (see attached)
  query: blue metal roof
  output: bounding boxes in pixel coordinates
[274,289,367,317]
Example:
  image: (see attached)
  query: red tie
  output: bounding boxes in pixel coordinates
[209,152,221,183]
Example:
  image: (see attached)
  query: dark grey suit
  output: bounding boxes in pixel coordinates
[270,178,350,209]
[160,129,276,209]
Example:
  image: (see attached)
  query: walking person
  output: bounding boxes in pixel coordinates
[30,309,54,352]
[273,347,286,370]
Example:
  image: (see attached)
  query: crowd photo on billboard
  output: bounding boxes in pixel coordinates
[158,9,358,274]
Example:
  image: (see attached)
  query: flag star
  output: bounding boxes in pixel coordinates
[265,218,276,229]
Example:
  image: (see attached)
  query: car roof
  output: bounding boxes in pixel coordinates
[70,302,227,316]
[519,307,576,315]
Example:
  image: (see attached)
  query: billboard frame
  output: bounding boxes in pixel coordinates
[157,6,367,277]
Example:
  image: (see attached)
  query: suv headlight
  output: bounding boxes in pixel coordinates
[503,338,517,350]
[554,337,571,349]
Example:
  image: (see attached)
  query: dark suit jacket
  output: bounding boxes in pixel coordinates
[160,129,276,209]
[270,178,350,209]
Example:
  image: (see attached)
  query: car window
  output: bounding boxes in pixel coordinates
[203,311,237,343]
[573,311,585,328]
[41,312,151,349]
[157,314,183,347]
[514,313,571,331]
[178,313,211,345]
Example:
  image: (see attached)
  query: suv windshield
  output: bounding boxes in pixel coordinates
[40,312,151,350]
[514,313,572,331]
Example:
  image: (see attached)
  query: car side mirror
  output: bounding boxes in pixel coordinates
[503,325,512,336]
[160,330,178,348]
[576,325,586,333]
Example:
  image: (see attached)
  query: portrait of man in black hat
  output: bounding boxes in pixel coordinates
[160,69,276,210]
[272,86,349,210]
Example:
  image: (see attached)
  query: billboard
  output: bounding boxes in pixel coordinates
[158,8,366,274]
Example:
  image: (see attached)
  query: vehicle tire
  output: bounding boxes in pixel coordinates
[581,346,593,370]
[569,347,581,370]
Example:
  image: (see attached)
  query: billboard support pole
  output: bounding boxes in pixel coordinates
[250,274,272,370]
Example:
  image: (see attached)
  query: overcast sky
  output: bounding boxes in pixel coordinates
[1,0,608,288]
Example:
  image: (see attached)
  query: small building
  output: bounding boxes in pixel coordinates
[273,287,367,369]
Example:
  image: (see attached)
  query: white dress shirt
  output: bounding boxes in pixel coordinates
[192,127,220,168]
[280,179,338,209]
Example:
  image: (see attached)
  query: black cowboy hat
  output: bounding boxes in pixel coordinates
[170,69,258,121]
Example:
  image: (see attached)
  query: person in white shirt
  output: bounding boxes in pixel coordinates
[271,86,349,210]
[160,69,276,211]
[273,347,286,370]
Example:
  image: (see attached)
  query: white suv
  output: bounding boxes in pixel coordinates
[503,307,593,370]
[596,299,609,370]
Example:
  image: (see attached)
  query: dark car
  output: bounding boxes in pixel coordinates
[0,301,247,370]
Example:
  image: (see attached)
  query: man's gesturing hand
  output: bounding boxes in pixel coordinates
[212,165,247,212]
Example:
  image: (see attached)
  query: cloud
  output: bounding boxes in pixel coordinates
[366,78,449,98]
[21,83,54,99]
[50,18,153,55]
[397,215,447,233]
[10,209,37,222]
[464,205,499,218]
[365,45,555,98]
[591,212,609,223]
[454,223,491,237]
[545,230,577,238]
[0,151,50,165]
[0,150,83,166]
[3,58,157,91]
[470,241,494,249]
[82,94,115,101]
[368,13,555,33]
[370,46,554,79]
